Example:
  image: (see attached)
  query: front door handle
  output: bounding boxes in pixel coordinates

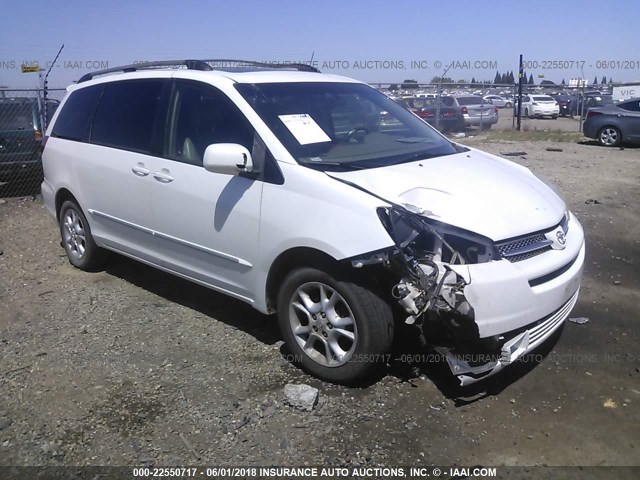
[131,163,150,176]
[153,170,174,183]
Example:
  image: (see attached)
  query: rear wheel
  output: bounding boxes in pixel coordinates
[597,126,621,147]
[277,267,394,384]
[552,115,558,119]
[59,200,105,270]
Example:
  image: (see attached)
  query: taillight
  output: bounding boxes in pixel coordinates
[34,130,42,141]
[532,102,538,106]
[461,107,468,114]
[443,111,456,117]
[586,111,602,119]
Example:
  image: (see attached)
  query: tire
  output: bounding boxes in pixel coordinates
[277,267,394,384]
[505,102,512,108]
[552,115,558,119]
[481,123,492,130]
[59,200,105,271]
[597,126,621,147]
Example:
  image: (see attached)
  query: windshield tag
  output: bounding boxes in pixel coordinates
[278,114,331,145]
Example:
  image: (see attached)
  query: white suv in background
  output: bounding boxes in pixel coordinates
[41,60,585,386]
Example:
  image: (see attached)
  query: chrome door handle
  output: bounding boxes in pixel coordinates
[153,171,174,183]
[131,163,150,176]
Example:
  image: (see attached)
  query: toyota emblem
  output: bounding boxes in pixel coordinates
[556,230,567,245]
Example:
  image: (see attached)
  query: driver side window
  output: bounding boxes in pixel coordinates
[166,81,254,166]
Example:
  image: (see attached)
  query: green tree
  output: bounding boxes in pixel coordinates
[431,76,454,84]
[528,73,534,85]
[561,78,566,85]
[389,84,399,91]
[593,76,598,85]
[601,76,607,84]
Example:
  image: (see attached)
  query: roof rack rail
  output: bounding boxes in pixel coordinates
[200,59,320,73]
[77,58,320,83]
[77,59,212,83]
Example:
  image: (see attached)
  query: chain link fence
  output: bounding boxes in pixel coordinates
[0,88,66,198]
[0,81,610,199]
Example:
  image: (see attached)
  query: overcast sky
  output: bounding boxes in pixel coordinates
[1,0,639,89]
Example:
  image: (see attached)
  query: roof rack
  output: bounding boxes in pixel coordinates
[77,58,320,83]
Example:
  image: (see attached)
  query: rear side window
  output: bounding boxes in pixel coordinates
[51,86,102,141]
[619,100,640,112]
[91,79,165,153]
[456,97,483,106]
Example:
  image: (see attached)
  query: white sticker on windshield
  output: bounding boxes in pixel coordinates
[278,114,331,145]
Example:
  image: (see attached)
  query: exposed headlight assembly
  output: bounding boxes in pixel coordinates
[377,206,500,264]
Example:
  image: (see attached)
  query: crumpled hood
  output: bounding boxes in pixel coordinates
[326,148,565,241]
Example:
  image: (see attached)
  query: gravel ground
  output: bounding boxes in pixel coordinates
[0,138,638,471]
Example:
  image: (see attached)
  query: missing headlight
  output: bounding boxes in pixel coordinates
[377,206,499,264]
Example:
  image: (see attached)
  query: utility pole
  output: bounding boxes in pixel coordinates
[517,54,524,131]
[435,61,453,130]
[42,44,64,130]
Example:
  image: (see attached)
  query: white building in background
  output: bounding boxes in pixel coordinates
[612,84,640,102]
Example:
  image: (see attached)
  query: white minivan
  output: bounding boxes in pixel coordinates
[41,60,585,386]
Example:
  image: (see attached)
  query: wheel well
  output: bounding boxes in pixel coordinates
[265,247,340,312]
[54,188,79,221]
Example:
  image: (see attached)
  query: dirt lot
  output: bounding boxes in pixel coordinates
[0,137,638,472]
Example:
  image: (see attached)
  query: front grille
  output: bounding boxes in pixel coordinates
[496,233,552,262]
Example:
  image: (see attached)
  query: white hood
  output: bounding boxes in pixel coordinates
[327,149,565,241]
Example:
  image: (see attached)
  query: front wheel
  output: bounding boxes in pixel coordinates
[597,126,621,147]
[59,200,105,270]
[277,267,394,384]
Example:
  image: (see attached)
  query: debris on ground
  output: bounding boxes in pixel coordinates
[613,280,621,285]
[546,147,563,152]
[569,317,589,325]
[585,199,602,205]
[284,383,319,411]
[452,132,466,138]
[501,151,528,157]
[603,399,617,409]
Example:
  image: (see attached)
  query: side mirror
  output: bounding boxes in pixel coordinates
[203,143,253,175]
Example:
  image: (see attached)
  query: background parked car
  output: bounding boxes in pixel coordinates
[572,93,613,118]
[553,94,575,117]
[401,96,465,132]
[447,95,498,129]
[583,97,640,146]
[521,95,559,119]
[484,95,512,108]
[0,97,59,185]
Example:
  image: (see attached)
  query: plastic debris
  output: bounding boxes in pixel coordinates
[569,317,589,324]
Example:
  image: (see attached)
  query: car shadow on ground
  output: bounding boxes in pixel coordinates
[577,140,640,149]
[384,323,564,406]
[103,253,564,400]
[104,253,282,346]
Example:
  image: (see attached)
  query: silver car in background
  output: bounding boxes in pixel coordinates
[442,95,499,129]
[484,95,512,108]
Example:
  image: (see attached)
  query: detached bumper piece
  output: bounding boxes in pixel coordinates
[435,288,579,386]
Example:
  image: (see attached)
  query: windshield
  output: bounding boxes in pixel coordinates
[236,82,463,171]
[456,96,485,106]
[0,103,34,130]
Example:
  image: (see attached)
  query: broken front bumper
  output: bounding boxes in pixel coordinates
[435,288,579,386]
[434,214,585,385]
